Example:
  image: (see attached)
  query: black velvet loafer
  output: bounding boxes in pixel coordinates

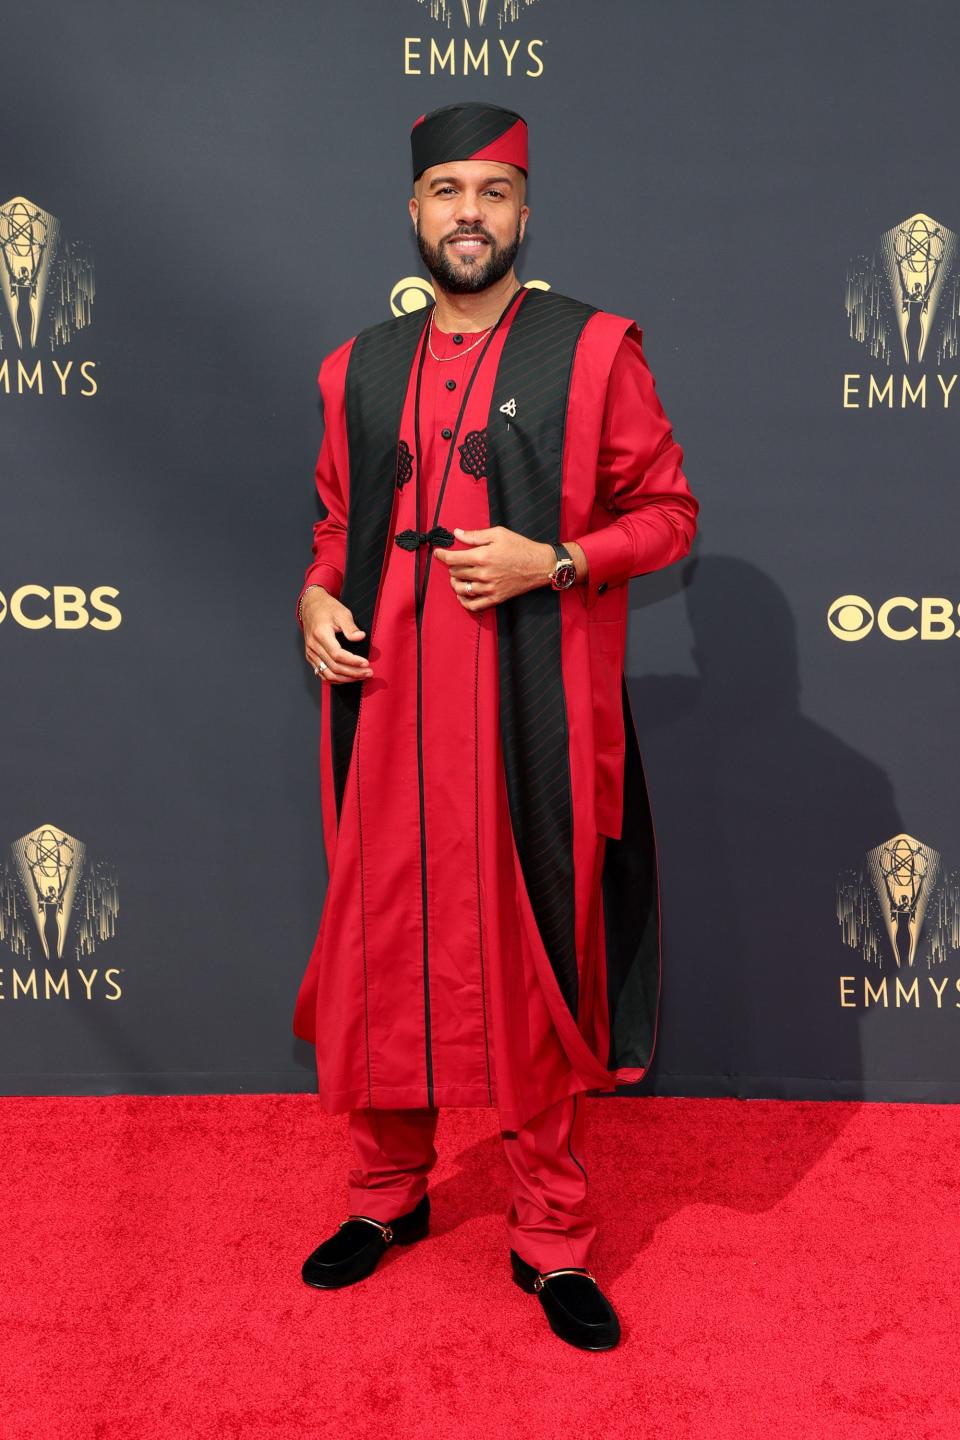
[510,1249,621,1350]
[301,1193,430,1289]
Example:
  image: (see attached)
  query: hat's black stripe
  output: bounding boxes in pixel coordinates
[412,103,524,176]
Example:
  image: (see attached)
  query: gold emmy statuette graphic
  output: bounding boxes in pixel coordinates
[10,823,85,962]
[0,197,61,350]
[1,826,118,967]
[0,195,95,353]
[419,0,538,25]
[838,834,960,983]
[867,833,940,970]
[882,213,957,366]
[845,210,960,370]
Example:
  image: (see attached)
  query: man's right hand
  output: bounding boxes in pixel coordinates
[301,587,374,684]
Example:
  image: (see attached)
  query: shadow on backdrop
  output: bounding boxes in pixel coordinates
[627,554,902,1099]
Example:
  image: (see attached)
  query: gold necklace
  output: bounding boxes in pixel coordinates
[426,308,492,362]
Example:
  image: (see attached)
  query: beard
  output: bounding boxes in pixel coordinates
[416,216,523,294]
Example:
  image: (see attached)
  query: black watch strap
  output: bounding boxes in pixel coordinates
[548,542,577,591]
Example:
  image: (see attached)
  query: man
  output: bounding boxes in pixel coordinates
[293,100,698,1351]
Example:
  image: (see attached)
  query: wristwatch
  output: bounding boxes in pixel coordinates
[548,542,577,591]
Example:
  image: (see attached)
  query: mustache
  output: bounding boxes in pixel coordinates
[442,227,495,245]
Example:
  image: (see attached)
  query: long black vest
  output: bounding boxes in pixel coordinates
[327,288,660,1081]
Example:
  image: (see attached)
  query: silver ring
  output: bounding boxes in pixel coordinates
[314,659,327,676]
[466,580,473,595]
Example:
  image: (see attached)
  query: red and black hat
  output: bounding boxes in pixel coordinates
[411,101,528,182]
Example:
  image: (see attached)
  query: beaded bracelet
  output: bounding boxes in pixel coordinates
[297,584,324,626]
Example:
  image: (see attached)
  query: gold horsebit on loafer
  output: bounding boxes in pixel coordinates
[533,1267,598,1291]
[337,1218,598,1289]
[339,1213,395,1243]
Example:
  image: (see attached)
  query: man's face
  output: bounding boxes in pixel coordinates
[409,160,529,294]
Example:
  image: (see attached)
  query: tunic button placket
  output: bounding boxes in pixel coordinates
[414,329,495,1106]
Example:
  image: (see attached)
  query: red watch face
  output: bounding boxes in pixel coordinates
[553,562,576,590]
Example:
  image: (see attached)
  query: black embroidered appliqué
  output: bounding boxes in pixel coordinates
[395,439,413,490]
[458,428,487,482]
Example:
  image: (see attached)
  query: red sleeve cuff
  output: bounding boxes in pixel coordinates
[575,522,636,596]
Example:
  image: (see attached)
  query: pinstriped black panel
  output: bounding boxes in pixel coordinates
[329,307,430,819]
[485,289,596,1016]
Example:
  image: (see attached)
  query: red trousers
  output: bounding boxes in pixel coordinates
[346,1093,595,1271]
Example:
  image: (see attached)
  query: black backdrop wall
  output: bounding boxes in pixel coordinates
[3,0,959,1100]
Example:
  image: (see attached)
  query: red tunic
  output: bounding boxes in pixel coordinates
[294,295,698,1130]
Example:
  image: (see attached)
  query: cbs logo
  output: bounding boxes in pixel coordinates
[828,595,960,642]
[389,276,552,316]
[0,586,121,630]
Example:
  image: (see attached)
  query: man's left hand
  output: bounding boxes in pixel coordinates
[432,526,556,610]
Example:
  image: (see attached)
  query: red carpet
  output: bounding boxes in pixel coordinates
[1,1094,956,1440]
